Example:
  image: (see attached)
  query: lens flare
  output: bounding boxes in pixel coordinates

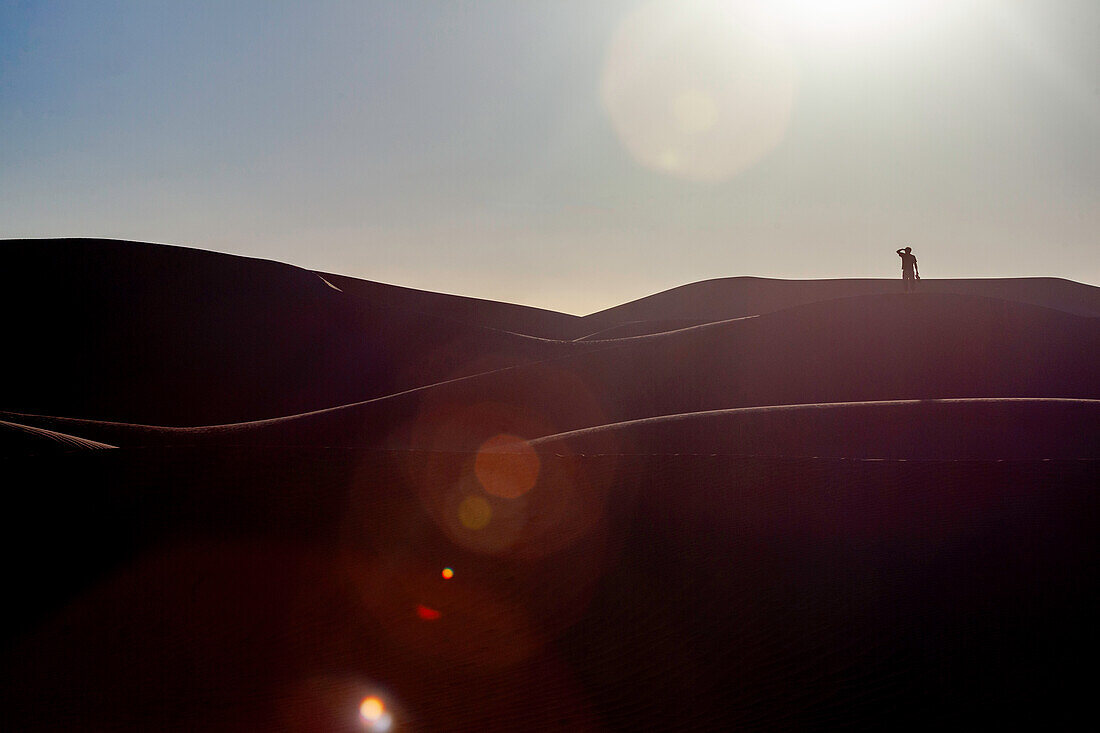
[763,0,945,41]
[441,567,454,580]
[359,696,383,721]
[416,604,442,621]
[458,495,492,530]
[278,677,405,731]
[475,434,540,499]
[601,0,797,182]
[673,89,719,135]
[359,695,394,731]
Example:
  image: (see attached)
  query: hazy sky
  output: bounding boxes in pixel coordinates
[2,0,1098,314]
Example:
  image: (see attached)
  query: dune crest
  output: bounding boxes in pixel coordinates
[0,419,117,457]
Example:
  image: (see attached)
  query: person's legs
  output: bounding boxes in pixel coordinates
[903,271,914,292]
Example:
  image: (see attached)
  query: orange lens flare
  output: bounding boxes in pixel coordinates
[359,696,384,721]
[416,604,442,621]
[441,567,454,580]
[475,434,540,499]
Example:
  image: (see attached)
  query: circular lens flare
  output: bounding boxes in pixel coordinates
[673,89,719,134]
[458,495,492,530]
[441,567,454,580]
[359,696,384,721]
[475,434,540,499]
[359,695,394,731]
[601,0,797,182]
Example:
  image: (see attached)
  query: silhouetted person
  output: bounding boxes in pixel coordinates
[896,246,919,292]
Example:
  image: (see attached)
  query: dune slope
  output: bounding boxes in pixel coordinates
[6,292,1096,458]
[1,239,579,425]
[320,271,584,340]
[26,292,1088,450]
[3,445,1095,729]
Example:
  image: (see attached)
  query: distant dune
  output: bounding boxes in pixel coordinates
[580,274,1100,330]
[5,240,1096,430]
[3,238,1097,730]
[1,239,580,425]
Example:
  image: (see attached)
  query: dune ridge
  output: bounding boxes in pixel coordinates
[4,239,1097,429]
[318,270,584,340]
[0,419,117,456]
[581,275,1100,328]
[530,398,1100,459]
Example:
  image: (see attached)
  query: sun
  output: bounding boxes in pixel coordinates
[761,0,941,39]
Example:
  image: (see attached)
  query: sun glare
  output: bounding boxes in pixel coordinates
[601,0,958,181]
[762,0,944,40]
[601,0,797,182]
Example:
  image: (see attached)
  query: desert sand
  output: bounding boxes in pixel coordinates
[2,238,1098,730]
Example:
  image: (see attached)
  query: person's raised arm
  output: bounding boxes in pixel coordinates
[896,249,904,256]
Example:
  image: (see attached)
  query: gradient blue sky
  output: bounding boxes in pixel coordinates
[2,0,1097,313]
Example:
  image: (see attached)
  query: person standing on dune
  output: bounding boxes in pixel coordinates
[896,246,919,292]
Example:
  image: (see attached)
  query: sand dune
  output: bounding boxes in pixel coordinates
[17,291,1089,452]
[328,271,1100,338]
[4,290,1096,455]
[5,240,1096,429]
[2,239,581,425]
[3,239,1097,729]
[581,275,1100,331]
